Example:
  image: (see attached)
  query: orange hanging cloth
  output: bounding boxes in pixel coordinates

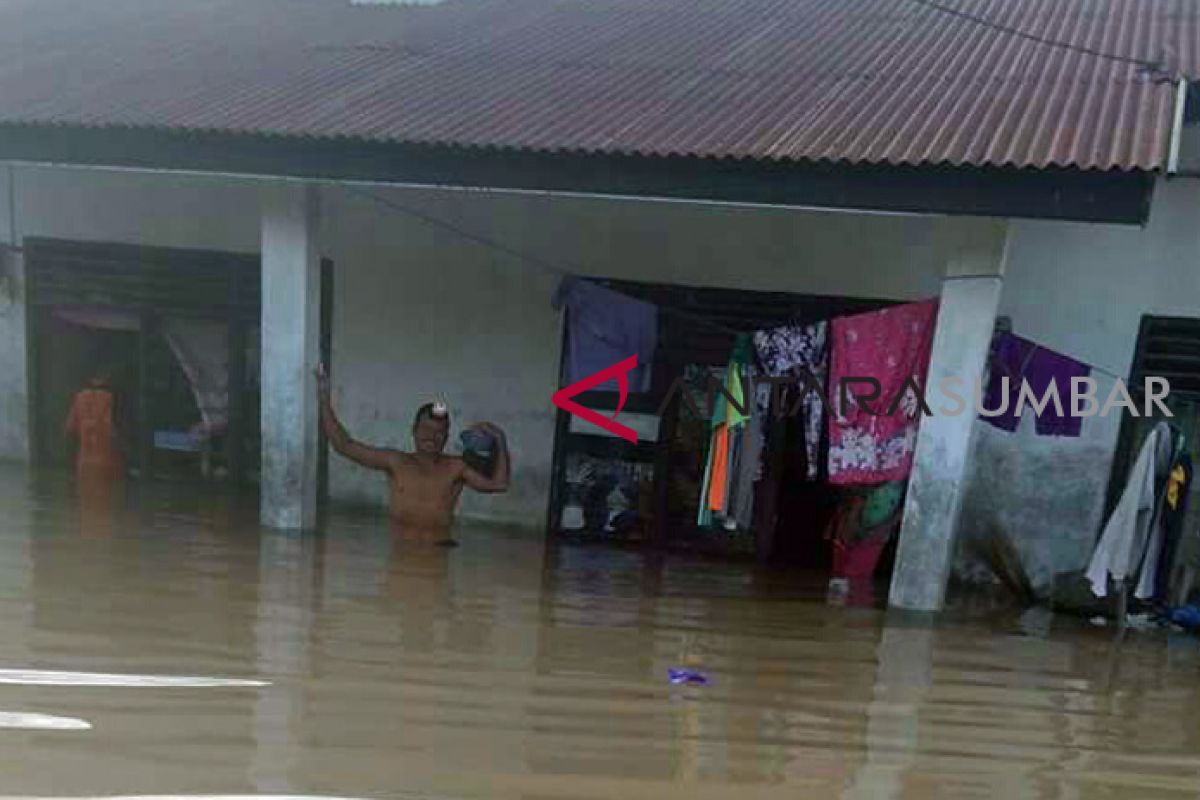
[707,424,731,512]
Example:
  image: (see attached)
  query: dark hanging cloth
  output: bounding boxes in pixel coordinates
[1171,471,1200,605]
[552,277,657,392]
[981,333,1090,437]
[752,322,828,480]
[1156,449,1192,604]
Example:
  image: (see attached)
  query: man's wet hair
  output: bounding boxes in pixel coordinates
[413,403,450,429]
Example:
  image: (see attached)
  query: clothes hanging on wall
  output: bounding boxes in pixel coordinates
[698,335,753,529]
[827,299,938,485]
[752,321,828,480]
[705,426,732,514]
[552,277,657,392]
[1169,427,1200,606]
[697,405,720,526]
[980,333,1090,436]
[728,366,763,532]
[1171,509,1200,606]
[1086,421,1174,599]
[1155,449,1192,604]
[547,279,933,545]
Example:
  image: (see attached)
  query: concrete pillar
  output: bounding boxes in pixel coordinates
[889,219,1008,612]
[0,246,28,462]
[260,184,321,530]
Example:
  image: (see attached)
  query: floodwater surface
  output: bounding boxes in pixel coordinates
[0,467,1199,799]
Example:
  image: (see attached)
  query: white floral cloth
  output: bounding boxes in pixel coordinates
[752,321,827,479]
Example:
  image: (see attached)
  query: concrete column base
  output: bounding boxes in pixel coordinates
[889,274,1004,612]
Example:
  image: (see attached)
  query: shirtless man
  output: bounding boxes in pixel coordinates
[315,364,509,544]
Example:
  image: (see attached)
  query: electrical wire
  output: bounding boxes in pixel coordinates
[343,186,570,279]
[341,185,745,335]
[345,185,1133,381]
[905,0,1175,82]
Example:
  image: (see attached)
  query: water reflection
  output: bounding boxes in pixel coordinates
[253,531,317,792]
[76,470,123,540]
[0,466,1198,797]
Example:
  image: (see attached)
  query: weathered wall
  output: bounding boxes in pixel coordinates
[0,166,260,469]
[956,177,1200,587]
[1,165,959,527]
[0,169,27,461]
[0,248,27,462]
[14,165,1189,542]
[317,188,950,524]
[959,398,1123,589]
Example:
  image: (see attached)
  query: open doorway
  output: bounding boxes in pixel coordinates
[546,277,916,600]
[34,315,139,470]
[25,238,263,487]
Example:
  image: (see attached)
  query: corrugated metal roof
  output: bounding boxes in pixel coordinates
[0,0,1196,171]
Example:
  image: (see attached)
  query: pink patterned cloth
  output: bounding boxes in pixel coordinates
[828,299,939,485]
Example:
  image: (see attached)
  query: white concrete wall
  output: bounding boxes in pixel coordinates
[13,164,1192,547]
[1,166,955,527]
[957,177,1200,587]
[0,246,27,462]
[0,167,262,468]
[1004,178,1200,377]
[319,188,948,525]
[0,169,27,461]
[6,167,261,252]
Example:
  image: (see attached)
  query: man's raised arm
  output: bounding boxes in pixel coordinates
[316,363,398,471]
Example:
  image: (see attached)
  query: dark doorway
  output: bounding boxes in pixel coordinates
[25,238,262,486]
[34,314,139,469]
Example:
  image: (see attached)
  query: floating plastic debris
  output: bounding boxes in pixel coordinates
[667,668,709,686]
[1168,604,1200,631]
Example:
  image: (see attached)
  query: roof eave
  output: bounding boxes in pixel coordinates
[0,122,1157,225]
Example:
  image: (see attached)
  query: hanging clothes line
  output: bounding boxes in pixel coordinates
[991,329,1123,382]
[342,186,744,336]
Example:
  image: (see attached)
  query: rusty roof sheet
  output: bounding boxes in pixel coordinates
[0,0,1197,171]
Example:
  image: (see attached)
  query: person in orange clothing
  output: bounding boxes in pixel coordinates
[64,374,126,481]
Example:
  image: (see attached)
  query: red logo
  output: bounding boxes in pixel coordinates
[551,355,639,443]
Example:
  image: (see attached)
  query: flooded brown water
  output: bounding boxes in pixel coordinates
[1,466,1199,799]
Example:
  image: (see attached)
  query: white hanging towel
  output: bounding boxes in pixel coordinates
[162,318,230,434]
[1086,421,1172,599]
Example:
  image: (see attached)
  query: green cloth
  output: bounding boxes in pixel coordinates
[860,481,906,529]
[726,362,749,428]
[697,431,715,527]
[713,334,751,429]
